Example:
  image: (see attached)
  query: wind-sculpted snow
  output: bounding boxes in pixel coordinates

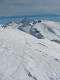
[0,28,60,80]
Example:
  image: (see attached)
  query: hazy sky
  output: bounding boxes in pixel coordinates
[0,0,60,16]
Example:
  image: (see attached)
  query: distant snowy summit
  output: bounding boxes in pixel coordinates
[1,20,60,44]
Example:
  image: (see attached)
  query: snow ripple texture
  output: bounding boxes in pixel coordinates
[0,21,60,80]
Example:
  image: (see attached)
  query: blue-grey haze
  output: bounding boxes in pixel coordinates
[0,0,60,16]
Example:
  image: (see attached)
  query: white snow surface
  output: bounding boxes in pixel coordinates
[33,20,60,40]
[0,21,60,80]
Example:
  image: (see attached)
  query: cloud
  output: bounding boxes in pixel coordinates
[0,0,60,16]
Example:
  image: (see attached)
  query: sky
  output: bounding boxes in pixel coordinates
[0,0,60,16]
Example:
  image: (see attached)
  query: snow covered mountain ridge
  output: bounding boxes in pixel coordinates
[0,19,60,80]
[1,20,60,43]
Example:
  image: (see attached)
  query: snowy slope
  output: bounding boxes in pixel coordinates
[32,20,60,40]
[0,28,60,80]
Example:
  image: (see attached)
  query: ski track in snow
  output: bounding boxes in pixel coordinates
[0,20,60,80]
